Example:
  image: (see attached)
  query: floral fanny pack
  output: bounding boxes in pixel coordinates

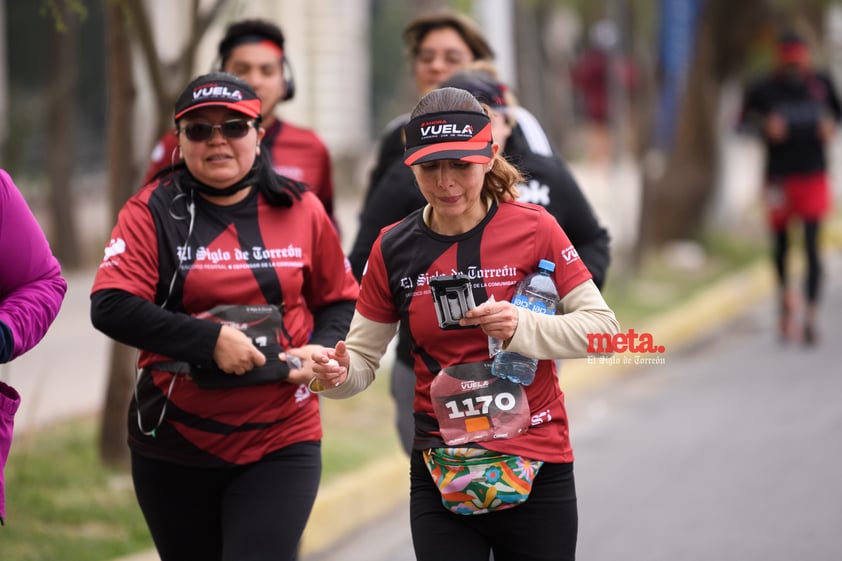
[423,447,544,515]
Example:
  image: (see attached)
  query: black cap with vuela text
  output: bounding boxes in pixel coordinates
[403,110,493,166]
[174,72,262,121]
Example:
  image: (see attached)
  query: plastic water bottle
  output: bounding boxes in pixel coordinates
[490,259,560,385]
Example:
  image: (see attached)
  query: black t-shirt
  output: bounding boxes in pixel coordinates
[740,70,842,177]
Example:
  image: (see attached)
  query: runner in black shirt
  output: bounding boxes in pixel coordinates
[739,30,841,344]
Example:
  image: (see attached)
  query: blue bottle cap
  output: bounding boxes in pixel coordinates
[538,259,555,272]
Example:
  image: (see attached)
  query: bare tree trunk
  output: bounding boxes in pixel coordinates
[99,2,140,470]
[409,0,447,17]
[513,2,547,131]
[638,25,718,248]
[511,1,578,155]
[97,0,232,468]
[46,7,81,268]
[123,0,232,142]
[636,0,765,252]
[536,0,576,154]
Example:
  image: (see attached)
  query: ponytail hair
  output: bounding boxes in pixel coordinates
[483,148,522,203]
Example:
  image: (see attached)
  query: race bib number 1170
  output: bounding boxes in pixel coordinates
[430,361,531,445]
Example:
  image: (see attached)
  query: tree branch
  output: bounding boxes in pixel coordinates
[121,0,166,110]
[183,0,230,77]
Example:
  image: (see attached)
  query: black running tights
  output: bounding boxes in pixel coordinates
[772,220,822,303]
[131,441,321,561]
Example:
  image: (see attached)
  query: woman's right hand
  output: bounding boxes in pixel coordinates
[461,295,520,342]
[212,325,267,376]
[310,341,350,390]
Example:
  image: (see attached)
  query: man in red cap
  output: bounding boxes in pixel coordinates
[141,19,337,229]
[739,30,842,345]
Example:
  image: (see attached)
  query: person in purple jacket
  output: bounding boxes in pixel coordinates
[0,168,68,525]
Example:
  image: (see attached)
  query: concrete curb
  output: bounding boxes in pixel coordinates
[299,454,409,556]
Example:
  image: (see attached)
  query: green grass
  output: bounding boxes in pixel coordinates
[3,419,152,561]
[320,362,404,473]
[602,231,767,328]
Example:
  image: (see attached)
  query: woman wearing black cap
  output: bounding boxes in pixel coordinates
[349,66,611,456]
[90,72,358,561]
[310,87,618,561]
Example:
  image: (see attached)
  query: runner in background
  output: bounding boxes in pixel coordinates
[738,29,841,345]
[570,19,638,166]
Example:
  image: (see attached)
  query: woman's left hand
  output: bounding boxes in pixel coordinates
[280,344,326,385]
[460,295,519,341]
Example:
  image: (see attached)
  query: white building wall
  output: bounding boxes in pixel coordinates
[473,0,516,87]
[198,0,370,156]
[305,0,371,155]
[137,0,371,169]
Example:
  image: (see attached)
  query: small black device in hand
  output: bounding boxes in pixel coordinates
[430,274,476,330]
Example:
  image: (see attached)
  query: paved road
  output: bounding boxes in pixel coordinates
[303,251,842,561]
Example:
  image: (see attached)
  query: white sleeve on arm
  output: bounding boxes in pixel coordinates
[312,311,398,399]
[505,279,620,359]
[512,106,554,157]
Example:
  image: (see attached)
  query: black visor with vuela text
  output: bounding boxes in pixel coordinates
[403,110,493,166]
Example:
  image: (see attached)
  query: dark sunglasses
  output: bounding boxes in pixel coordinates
[181,119,255,142]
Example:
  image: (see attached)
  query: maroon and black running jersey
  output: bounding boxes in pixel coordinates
[93,179,358,466]
[358,201,592,463]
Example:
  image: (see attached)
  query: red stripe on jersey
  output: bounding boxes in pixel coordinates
[358,201,590,463]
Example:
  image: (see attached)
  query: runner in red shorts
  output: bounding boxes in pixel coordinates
[740,30,841,344]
